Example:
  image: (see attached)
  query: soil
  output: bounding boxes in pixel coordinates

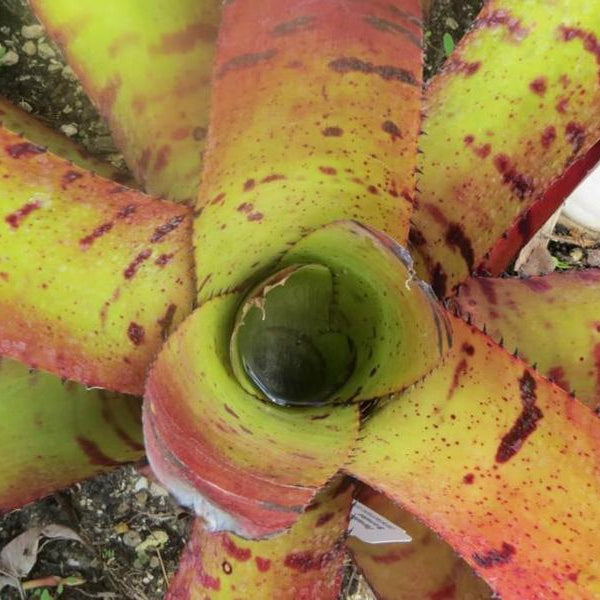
[5,1,592,599]
[0,467,191,600]
[548,223,600,270]
[424,0,484,79]
[0,0,125,169]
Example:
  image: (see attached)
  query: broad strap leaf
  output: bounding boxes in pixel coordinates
[414,0,600,297]
[167,479,353,599]
[32,0,220,203]
[0,357,143,512]
[482,140,600,275]
[0,96,132,184]
[193,0,422,302]
[348,487,492,600]
[0,124,194,394]
[346,312,600,599]
[454,269,600,410]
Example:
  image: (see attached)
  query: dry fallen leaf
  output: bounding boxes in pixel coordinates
[515,209,561,276]
[0,524,83,592]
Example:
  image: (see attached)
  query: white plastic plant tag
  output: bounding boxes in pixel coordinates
[348,500,412,545]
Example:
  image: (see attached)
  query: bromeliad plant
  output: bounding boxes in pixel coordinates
[1,0,600,598]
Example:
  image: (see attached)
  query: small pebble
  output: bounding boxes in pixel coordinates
[0,27,10,35]
[18,100,33,112]
[37,41,56,59]
[62,65,76,80]
[587,249,600,267]
[22,40,36,56]
[0,50,19,66]
[66,558,82,568]
[150,482,169,497]
[569,247,584,262]
[115,500,129,516]
[61,123,78,137]
[114,522,129,534]
[122,530,143,548]
[445,17,459,30]
[135,529,169,554]
[134,476,149,492]
[21,24,44,39]
[48,62,62,72]
[135,490,149,507]
[149,556,160,569]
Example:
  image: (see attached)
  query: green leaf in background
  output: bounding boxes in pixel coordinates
[443,31,455,55]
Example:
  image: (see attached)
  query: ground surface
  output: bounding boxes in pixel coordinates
[5,1,599,599]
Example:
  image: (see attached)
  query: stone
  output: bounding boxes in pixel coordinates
[22,41,36,56]
[61,65,76,80]
[60,123,78,137]
[0,50,19,66]
[122,530,142,548]
[37,42,56,60]
[586,249,600,267]
[133,476,149,492]
[135,490,148,507]
[21,24,44,39]
[150,482,169,497]
[569,247,584,262]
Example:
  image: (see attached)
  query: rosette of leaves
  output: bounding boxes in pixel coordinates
[1,0,600,598]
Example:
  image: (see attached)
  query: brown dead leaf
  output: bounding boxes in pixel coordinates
[0,523,83,590]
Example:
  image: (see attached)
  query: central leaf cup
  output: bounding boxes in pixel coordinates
[143,221,451,538]
[231,264,356,407]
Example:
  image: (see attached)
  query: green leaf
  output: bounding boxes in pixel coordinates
[32,0,221,203]
[414,0,600,297]
[443,32,455,56]
[0,123,194,394]
[192,0,422,302]
[0,358,143,512]
[455,269,600,409]
[168,479,353,599]
[346,311,600,598]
